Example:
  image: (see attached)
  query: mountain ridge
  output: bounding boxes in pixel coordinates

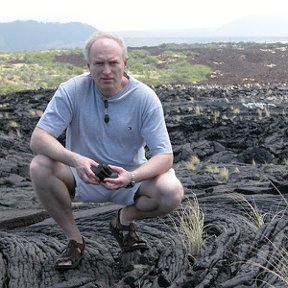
[0,20,97,51]
[1,15,288,51]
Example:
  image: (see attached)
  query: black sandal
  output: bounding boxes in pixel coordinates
[55,238,85,270]
[109,209,149,252]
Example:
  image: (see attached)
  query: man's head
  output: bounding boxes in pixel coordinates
[83,31,128,96]
[83,31,128,62]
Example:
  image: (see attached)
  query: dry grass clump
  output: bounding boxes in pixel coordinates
[229,187,288,286]
[205,164,229,182]
[233,224,288,286]
[186,155,200,171]
[228,193,265,228]
[247,238,288,287]
[169,194,204,256]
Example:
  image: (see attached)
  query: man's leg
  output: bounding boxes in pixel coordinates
[120,170,184,225]
[109,171,183,251]
[29,154,83,244]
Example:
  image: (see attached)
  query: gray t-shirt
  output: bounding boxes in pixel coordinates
[37,72,172,171]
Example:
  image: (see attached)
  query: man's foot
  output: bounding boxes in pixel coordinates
[109,209,149,252]
[55,238,85,270]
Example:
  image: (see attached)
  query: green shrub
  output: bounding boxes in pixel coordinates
[0,45,214,94]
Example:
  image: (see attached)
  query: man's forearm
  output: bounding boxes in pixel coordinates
[133,153,173,183]
[30,127,78,167]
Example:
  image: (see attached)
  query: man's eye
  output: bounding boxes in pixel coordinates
[94,62,104,66]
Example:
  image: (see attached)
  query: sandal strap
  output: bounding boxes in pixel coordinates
[111,209,148,251]
[62,239,85,257]
[115,209,141,236]
[55,238,85,267]
[124,224,145,242]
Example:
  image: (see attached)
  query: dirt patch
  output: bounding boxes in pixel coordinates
[54,44,288,86]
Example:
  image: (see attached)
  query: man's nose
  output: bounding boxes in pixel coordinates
[103,64,111,74]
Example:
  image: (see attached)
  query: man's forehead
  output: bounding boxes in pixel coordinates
[92,37,122,50]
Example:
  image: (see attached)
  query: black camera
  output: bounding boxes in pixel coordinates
[91,164,113,181]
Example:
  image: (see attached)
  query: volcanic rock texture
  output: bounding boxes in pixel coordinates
[1,44,288,288]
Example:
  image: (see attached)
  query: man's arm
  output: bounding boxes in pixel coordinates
[30,127,79,167]
[105,153,173,190]
[132,153,173,183]
[30,127,99,183]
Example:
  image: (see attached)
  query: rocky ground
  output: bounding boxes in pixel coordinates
[0,46,288,287]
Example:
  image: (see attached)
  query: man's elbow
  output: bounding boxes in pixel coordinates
[30,133,38,154]
[165,153,174,169]
[30,128,43,154]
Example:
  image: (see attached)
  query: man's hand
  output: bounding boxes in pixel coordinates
[100,165,132,190]
[75,156,101,185]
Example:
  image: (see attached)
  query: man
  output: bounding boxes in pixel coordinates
[29,31,184,270]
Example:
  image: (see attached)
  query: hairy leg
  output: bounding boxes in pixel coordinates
[30,154,83,243]
[120,171,184,224]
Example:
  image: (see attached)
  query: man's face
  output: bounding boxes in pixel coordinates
[87,38,128,96]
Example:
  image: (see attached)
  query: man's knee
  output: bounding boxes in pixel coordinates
[155,175,184,213]
[30,155,75,194]
[136,173,184,213]
[166,181,184,211]
[30,154,54,179]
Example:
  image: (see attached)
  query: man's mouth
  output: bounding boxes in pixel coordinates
[101,77,113,82]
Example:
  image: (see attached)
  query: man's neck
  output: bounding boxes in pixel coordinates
[100,75,129,97]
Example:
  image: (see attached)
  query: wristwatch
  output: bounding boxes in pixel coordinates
[125,172,136,188]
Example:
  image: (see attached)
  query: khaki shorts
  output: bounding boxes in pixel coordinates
[71,167,141,206]
[71,167,175,206]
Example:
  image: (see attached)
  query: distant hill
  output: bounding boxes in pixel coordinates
[1,14,288,51]
[0,20,97,51]
[216,14,288,37]
[118,14,288,46]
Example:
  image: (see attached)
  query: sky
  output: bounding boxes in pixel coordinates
[1,0,287,32]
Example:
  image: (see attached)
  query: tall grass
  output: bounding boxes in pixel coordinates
[251,242,288,287]
[169,194,204,256]
[229,186,287,286]
[228,193,266,228]
[172,187,287,285]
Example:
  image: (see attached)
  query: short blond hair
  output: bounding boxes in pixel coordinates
[83,31,128,63]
